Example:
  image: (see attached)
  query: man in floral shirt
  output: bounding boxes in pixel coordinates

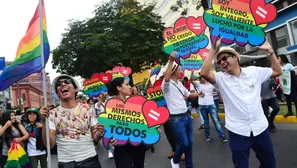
[40,75,104,168]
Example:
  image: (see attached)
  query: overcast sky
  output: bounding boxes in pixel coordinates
[0,0,104,83]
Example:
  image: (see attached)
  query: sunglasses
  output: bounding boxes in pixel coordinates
[56,78,72,87]
[217,55,234,65]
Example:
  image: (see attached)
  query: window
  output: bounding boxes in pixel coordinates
[22,93,26,101]
[290,19,297,44]
[274,27,289,48]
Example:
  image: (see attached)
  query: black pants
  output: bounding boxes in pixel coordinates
[58,155,101,168]
[1,155,7,168]
[163,120,177,152]
[114,145,146,168]
[285,94,297,114]
[262,97,280,128]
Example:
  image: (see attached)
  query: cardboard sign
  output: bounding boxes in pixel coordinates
[110,66,132,82]
[203,0,277,46]
[146,80,167,107]
[83,73,111,97]
[162,16,209,61]
[180,48,209,70]
[98,96,169,148]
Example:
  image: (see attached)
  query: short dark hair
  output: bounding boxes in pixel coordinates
[278,54,290,64]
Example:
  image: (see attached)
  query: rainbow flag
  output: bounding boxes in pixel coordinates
[5,142,31,168]
[150,64,161,77]
[0,0,50,91]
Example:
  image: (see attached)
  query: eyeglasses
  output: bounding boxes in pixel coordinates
[56,78,72,87]
[217,55,234,64]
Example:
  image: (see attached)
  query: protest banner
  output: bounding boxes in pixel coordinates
[146,80,167,107]
[82,73,111,97]
[203,0,277,46]
[98,96,169,148]
[162,16,209,62]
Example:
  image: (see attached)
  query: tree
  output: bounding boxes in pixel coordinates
[52,0,166,78]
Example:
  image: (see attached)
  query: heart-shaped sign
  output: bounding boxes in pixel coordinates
[199,48,210,60]
[143,100,170,128]
[250,0,277,25]
[83,73,100,86]
[120,66,132,77]
[112,66,121,72]
[99,72,112,84]
[186,16,207,37]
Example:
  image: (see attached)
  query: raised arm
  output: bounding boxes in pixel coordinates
[164,51,177,82]
[200,38,222,84]
[258,40,282,77]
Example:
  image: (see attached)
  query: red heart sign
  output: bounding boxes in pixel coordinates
[120,66,132,76]
[142,100,169,128]
[112,66,121,72]
[250,0,277,25]
[186,16,207,37]
[99,72,112,84]
[199,48,210,60]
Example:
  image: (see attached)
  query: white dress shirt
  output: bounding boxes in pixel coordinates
[196,82,215,105]
[214,66,272,137]
[161,79,190,115]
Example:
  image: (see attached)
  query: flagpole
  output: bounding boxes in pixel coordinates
[39,0,51,167]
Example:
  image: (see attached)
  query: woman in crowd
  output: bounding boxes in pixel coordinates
[277,54,297,117]
[0,110,29,168]
[24,108,47,168]
[108,77,147,168]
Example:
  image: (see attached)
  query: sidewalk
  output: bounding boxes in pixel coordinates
[217,113,297,123]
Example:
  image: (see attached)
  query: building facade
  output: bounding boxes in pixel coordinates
[12,83,44,108]
[11,72,53,109]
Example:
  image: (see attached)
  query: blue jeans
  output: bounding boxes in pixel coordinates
[214,99,221,122]
[199,104,225,138]
[229,130,276,168]
[194,107,204,125]
[170,114,193,168]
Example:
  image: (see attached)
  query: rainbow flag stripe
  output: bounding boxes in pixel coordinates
[0,0,50,91]
[5,142,31,168]
[150,64,161,77]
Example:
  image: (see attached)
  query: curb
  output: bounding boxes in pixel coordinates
[218,113,297,123]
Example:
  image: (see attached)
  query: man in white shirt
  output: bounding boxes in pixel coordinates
[162,52,203,168]
[40,74,105,168]
[194,76,227,142]
[200,38,282,168]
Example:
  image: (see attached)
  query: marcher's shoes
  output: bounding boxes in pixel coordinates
[206,137,211,141]
[221,137,228,143]
[168,152,174,159]
[170,159,180,168]
[199,125,205,130]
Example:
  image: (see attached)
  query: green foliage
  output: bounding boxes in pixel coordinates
[52,0,166,78]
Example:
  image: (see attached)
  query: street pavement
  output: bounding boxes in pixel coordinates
[49,119,297,168]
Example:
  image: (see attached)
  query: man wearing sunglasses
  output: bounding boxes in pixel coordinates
[200,39,282,168]
[40,75,104,168]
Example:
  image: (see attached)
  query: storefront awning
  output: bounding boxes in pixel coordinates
[287,45,297,54]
